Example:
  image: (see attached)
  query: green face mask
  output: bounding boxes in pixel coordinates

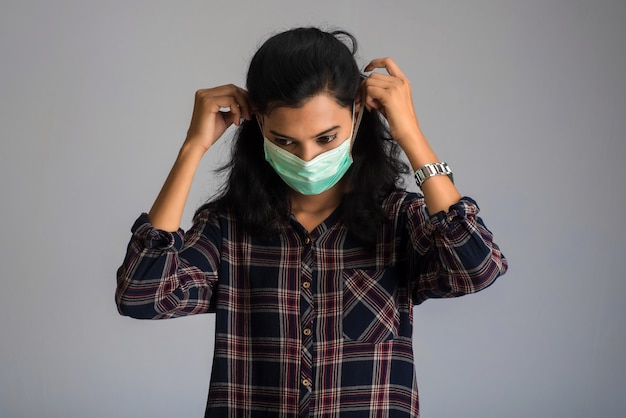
[262,104,363,195]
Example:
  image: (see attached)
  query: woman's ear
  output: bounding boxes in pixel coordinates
[354,101,363,114]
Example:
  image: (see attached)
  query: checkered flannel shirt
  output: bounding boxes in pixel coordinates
[116,191,508,417]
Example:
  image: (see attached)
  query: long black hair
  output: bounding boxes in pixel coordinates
[204,27,409,243]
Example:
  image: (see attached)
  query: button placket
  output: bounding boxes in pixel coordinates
[299,232,315,406]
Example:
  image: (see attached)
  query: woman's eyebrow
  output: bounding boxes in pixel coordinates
[269,125,340,140]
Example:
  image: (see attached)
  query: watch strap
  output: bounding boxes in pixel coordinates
[414,162,454,188]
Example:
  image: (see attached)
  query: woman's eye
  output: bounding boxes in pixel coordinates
[274,138,294,146]
[317,134,337,144]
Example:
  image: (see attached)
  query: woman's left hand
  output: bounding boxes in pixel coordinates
[361,57,422,150]
[363,57,461,214]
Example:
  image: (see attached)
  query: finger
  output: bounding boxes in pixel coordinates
[360,67,404,105]
[363,84,390,107]
[211,96,244,126]
[363,96,382,113]
[217,108,241,126]
[364,57,406,79]
[359,74,389,107]
[232,87,253,121]
[199,85,252,121]
[363,72,399,88]
[362,85,388,115]
[226,108,244,126]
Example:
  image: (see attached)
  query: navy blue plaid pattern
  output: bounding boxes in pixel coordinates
[116,192,508,417]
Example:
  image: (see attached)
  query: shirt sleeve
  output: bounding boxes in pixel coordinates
[115,208,221,319]
[406,196,508,305]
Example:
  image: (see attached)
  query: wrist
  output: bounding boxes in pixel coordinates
[391,121,424,148]
[393,128,439,168]
[179,139,208,161]
[414,162,454,188]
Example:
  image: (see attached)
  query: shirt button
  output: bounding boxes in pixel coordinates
[304,237,311,245]
[303,328,312,336]
[302,281,311,289]
[302,379,312,387]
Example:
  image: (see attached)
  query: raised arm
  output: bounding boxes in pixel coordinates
[148,85,252,231]
[361,57,461,214]
[116,85,251,319]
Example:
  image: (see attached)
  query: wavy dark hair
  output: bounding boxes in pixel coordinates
[204,27,409,243]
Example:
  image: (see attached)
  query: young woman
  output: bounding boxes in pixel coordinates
[116,27,508,417]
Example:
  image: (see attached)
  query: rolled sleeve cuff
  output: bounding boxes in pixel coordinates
[429,197,479,232]
[130,213,185,251]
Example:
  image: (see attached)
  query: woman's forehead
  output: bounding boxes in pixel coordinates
[262,94,352,127]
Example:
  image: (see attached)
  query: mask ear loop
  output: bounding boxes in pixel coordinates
[349,103,365,152]
[256,114,265,136]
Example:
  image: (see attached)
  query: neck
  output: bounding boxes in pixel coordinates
[290,178,348,215]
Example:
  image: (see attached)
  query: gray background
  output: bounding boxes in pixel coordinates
[1,0,625,417]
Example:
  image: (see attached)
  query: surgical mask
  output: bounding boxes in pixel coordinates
[262,104,364,195]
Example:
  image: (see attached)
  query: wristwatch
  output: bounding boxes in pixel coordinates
[414,162,454,188]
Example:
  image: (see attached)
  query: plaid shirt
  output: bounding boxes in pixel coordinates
[116,192,507,417]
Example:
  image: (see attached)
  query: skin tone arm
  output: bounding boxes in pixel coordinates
[148,84,252,231]
[361,57,462,215]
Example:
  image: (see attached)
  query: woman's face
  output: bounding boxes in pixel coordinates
[259,94,356,162]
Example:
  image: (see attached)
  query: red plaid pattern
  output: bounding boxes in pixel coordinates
[116,192,508,417]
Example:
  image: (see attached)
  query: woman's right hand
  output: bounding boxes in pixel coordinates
[184,84,253,152]
[147,85,252,231]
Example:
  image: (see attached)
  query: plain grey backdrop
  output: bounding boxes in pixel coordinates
[1,0,625,417]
